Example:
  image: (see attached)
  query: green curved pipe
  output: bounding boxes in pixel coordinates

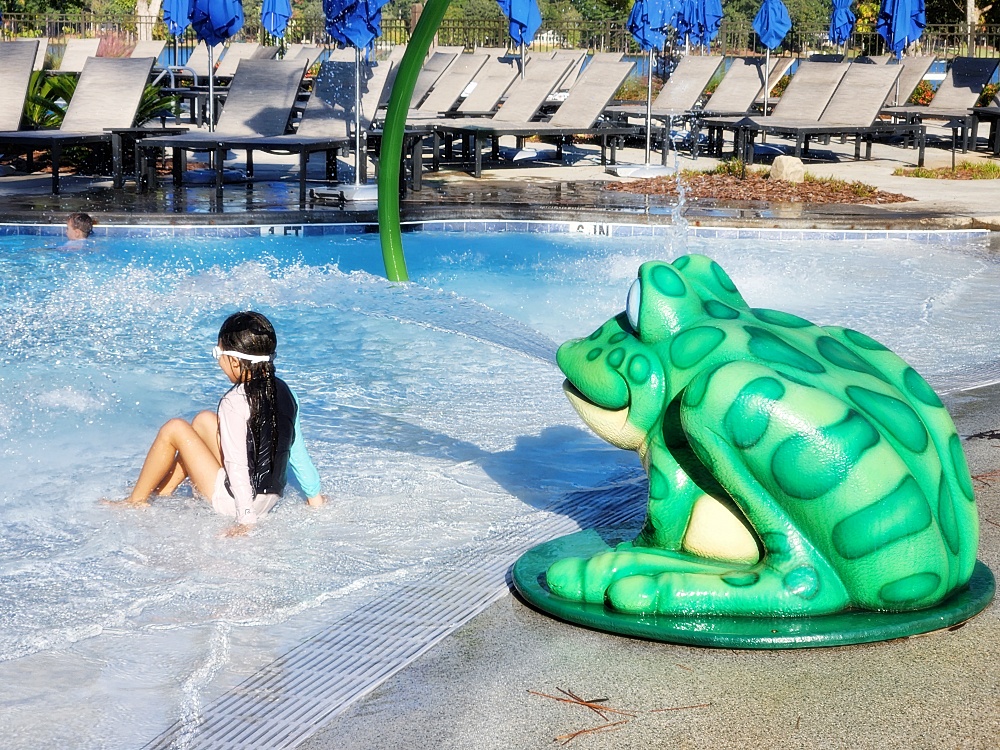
[377,0,452,282]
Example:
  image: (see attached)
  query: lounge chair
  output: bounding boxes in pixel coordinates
[410,51,460,107]
[54,38,101,73]
[443,59,636,177]
[702,60,849,156]
[724,63,925,165]
[883,57,999,151]
[23,37,47,70]
[882,56,935,107]
[215,56,397,202]
[0,56,156,193]
[455,54,521,115]
[170,41,222,83]
[283,44,323,68]
[131,39,166,64]
[410,53,488,117]
[687,56,777,156]
[0,40,40,132]
[551,50,587,92]
[214,43,268,79]
[136,59,309,195]
[606,55,723,119]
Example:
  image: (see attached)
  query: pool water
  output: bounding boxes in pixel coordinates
[0,228,998,748]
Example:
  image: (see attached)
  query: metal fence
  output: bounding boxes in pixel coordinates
[3,11,1000,64]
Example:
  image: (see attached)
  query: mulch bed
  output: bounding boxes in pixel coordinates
[605,171,914,205]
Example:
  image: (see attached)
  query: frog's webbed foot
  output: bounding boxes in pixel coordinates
[547,547,852,617]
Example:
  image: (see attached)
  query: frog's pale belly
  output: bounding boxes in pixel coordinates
[548,254,979,617]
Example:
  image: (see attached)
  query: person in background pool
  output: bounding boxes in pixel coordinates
[121,311,325,535]
[66,212,94,240]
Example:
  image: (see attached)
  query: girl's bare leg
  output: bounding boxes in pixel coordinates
[127,416,221,505]
[155,411,221,496]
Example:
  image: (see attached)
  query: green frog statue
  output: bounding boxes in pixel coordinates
[542,254,983,622]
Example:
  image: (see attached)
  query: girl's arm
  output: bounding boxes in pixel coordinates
[288,390,323,504]
[218,390,259,524]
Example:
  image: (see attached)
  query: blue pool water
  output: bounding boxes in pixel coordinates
[0,227,998,747]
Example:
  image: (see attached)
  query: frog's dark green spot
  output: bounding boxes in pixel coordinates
[842,328,889,351]
[879,571,941,605]
[588,326,604,341]
[903,368,943,408]
[607,347,626,369]
[762,532,791,560]
[745,326,826,374]
[710,261,739,294]
[669,326,726,369]
[609,331,630,344]
[783,565,820,599]
[772,410,880,499]
[846,385,928,454]
[816,337,887,382]
[724,377,786,449]
[586,347,603,362]
[938,474,960,557]
[722,571,759,587]
[703,300,740,320]
[682,363,728,408]
[673,255,691,270]
[949,434,975,501]
[832,476,932,560]
[649,264,688,297]
[751,308,813,328]
[627,354,652,384]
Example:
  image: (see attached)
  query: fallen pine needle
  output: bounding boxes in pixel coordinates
[528,690,638,717]
[557,688,610,720]
[649,702,712,713]
[987,518,1000,528]
[555,719,631,744]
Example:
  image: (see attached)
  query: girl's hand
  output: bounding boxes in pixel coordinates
[307,494,326,507]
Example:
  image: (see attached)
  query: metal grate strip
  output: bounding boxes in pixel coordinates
[145,475,646,749]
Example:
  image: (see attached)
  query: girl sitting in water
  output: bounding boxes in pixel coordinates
[124,311,324,532]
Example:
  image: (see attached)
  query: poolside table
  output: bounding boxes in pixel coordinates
[106,126,190,189]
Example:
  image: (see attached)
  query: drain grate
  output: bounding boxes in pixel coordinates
[145,478,646,749]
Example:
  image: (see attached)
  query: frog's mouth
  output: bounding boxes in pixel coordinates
[562,380,646,452]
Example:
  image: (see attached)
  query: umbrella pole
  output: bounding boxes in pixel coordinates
[763,48,769,117]
[208,45,215,133]
[355,45,362,186]
[520,40,525,79]
[644,46,653,165]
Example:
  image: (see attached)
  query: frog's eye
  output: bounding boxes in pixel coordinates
[626,279,641,332]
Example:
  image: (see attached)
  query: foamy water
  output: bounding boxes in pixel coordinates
[0,228,997,748]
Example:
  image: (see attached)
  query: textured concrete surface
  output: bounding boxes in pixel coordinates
[299,384,1000,750]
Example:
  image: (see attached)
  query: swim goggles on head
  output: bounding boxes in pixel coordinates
[212,345,273,364]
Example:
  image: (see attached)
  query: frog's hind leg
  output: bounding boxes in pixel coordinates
[606,361,859,617]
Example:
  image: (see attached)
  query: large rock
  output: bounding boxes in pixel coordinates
[771,155,805,183]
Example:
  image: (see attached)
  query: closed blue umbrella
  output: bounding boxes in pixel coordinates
[628,0,676,166]
[189,0,245,130]
[495,0,542,79]
[324,0,391,195]
[752,0,791,117]
[675,0,722,51]
[262,0,292,38]
[162,0,191,36]
[829,0,856,47]
[876,0,925,57]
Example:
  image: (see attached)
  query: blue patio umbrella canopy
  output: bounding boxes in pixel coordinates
[496,0,542,47]
[753,0,791,50]
[675,0,723,49]
[829,0,856,46]
[324,0,390,49]
[190,0,245,47]
[627,0,675,51]
[262,0,292,38]
[162,0,192,36]
[877,0,925,56]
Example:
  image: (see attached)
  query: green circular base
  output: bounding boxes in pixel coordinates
[512,527,996,649]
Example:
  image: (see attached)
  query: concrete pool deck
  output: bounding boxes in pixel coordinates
[3,126,1000,749]
[2,121,1000,235]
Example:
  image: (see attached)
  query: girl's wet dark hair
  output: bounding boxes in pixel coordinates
[218,311,279,469]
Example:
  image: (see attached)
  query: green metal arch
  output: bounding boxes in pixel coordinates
[376,0,452,283]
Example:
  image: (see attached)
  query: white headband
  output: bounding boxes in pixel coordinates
[212,345,273,364]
